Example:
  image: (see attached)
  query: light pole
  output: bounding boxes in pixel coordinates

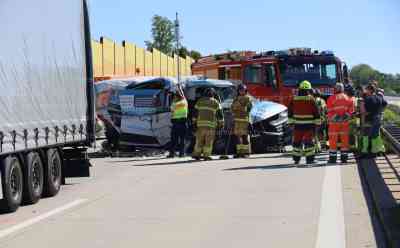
[175,12,181,84]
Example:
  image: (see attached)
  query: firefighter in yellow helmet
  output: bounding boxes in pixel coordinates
[192,88,224,160]
[288,80,321,165]
[231,84,253,158]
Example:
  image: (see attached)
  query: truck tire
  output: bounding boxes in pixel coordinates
[1,156,23,213]
[23,152,44,204]
[43,149,62,197]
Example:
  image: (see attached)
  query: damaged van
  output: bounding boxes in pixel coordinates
[96,77,291,153]
[184,78,291,153]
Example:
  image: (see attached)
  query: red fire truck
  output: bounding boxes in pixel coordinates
[192,48,349,106]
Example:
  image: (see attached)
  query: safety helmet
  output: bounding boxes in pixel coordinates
[344,83,355,96]
[204,87,216,98]
[313,88,322,97]
[299,80,312,90]
[335,83,344,93]
[238,84,247,92]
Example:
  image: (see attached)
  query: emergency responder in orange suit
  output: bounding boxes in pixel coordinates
[327,83,354,163]
[288,81,321,165]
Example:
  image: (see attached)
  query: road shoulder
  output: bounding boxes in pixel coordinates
[342,158,386,247]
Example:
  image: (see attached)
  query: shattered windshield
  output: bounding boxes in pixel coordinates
[216,86,236,103]
[281,63,337,86]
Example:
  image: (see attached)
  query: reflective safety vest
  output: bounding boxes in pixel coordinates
[171,98,188,119]
[194,97,224,128]
[315,97,327,122]
[350,96,360,126]
[327,93,354,122]
[288,95,321,125]
[231,95,252,123]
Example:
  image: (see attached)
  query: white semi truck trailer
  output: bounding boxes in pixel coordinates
[0,0,95,212]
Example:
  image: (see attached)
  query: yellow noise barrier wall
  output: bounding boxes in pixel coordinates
[92,37,194,79]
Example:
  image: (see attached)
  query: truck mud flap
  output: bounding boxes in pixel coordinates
[62,148,90,178]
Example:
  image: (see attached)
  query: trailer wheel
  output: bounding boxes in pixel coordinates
[43,149,62,197]
[1,156,23,213]
[23,152,44,204]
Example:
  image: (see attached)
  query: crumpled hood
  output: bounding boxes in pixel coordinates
[250,100,287,123]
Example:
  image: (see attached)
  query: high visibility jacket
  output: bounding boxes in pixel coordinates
[327,93,354,122]
[193,97,224,128]
[231,95,252,124]
[315,97,327,122]
[171,98,188,119]
[350,96,360,125]
[288,95,321,126]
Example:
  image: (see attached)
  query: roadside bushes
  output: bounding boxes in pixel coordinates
[384,104,400,125]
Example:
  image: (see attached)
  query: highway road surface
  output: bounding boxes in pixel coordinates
[0,153,386,247]
[385,96,400,104]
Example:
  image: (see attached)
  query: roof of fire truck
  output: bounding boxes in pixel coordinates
[193,48,343,68]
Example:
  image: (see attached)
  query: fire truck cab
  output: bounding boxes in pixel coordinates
[192,48,348,106]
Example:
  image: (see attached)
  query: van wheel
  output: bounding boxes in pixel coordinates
[1,156,23,213]
[23,152,44,204]
[43,149,62,197]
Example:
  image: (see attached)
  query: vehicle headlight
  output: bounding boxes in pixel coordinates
[279,110,288,119]
[270,111,288,126]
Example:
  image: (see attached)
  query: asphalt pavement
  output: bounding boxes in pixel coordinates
[0,153,386,248]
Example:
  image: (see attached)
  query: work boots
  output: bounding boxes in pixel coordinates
[306,156,315,165]
[192,156,201,161]
[328,152,337,164]
[340,152,348,163]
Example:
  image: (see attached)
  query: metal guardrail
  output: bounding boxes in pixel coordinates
[382,125,400,154]
[380,125,400,182]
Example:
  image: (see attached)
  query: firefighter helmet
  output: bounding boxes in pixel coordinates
[204,88,216,98]
[335,83,344,93]
[238,84,247,92]
[299,80,312,90]
[313,88,322,97]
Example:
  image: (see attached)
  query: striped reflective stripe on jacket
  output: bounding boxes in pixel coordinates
[289,95,321,125]
[194,97,223,128]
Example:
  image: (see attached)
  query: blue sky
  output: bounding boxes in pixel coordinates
[88,0,399,74]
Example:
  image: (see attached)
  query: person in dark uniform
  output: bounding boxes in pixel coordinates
[360,83,387,158]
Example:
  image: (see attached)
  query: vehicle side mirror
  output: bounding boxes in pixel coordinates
[343,64,349,83]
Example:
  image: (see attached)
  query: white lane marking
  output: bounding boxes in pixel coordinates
[0,198,87,239]
[315,166,346,248]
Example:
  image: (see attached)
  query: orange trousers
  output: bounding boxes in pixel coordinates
[328,122,350,151]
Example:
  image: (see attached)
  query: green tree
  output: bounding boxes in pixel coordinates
[350,64,400,95]
[178,46,189,57]
[178,46,202,60]
[145,15,175,55]
[350,64,379,86]
[189,50,202,60]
